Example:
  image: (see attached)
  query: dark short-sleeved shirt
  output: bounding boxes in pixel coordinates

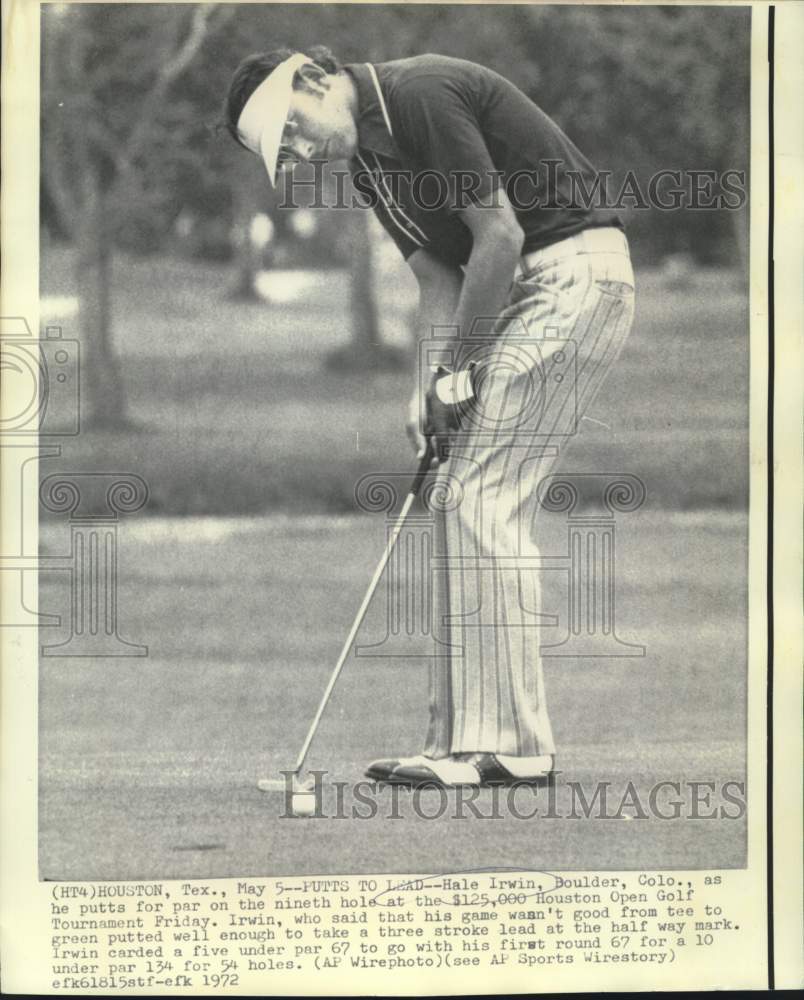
[344,55,623,266]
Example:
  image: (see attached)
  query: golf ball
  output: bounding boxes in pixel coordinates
[292,791,317,817]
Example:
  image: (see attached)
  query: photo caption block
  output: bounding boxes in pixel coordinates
[40,869,765,993]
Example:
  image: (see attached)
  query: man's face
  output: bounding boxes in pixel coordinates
[277,76,357,172]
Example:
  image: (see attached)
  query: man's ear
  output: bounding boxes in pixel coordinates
[297,62,330,97]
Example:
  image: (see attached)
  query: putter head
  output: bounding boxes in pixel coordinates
[256,778,287,792]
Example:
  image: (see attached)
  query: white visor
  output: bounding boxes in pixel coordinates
[237,52,311,186]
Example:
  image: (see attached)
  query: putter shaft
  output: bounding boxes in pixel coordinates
[291,444,435,776]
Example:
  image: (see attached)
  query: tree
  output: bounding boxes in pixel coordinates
[225,154,266,301]
[325,208,407,372]
[41,2,751,410]
[41,3,233,426]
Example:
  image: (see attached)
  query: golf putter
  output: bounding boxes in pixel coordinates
[258,436,436,793]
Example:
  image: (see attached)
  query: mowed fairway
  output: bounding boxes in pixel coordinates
[38,253,749,879]
[39,507,746,880]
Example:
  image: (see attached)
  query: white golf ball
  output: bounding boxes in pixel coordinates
[292,791,317,817]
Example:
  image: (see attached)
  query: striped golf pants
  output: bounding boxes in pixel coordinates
[423,227,635,759]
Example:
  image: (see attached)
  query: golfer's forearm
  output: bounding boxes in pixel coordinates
[411,260,463,383]
[418,285,461,336]
[415,291,459,371]
[451,230,522,342]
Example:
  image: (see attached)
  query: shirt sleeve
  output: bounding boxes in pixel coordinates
[391,74,502,215]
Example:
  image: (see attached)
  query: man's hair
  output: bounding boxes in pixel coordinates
[223,45,341,147]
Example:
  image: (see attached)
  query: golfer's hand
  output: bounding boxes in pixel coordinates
[406,389,429,459]
[406,384,441,466]
[424,375,455,464]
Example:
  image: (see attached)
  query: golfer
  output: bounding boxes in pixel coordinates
[224,48,635,788]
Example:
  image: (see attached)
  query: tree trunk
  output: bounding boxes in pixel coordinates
[730,145,749,286]
[731,193,748,285]
[349,210,382,353]
[76,180,130,429]
[728,103,750,286]
[326,210,404,371]
[227,170,262,301]
[228,219,260,300]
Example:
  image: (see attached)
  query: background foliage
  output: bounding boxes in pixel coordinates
[39,3,750,516]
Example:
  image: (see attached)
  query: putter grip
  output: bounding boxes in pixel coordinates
[409,440,436,498]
